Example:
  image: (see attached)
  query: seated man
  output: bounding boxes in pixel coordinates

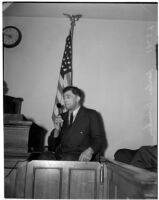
[114,145,157,172]
[39,86,103,161]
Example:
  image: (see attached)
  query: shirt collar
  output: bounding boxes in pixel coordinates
[69,106,80,119]
[73,106,80,117]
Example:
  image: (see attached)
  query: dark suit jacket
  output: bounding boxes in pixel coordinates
[48,106,102,156]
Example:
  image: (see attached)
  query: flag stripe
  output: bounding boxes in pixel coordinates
[57,80,63,94]
[66,72,72,85]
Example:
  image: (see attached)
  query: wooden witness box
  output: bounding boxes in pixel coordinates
[4,114,32,198]
[4,114,32,155]
[5,159,157,199]
[4,95,31,156]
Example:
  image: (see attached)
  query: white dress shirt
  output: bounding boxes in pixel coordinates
[69,106,80,124]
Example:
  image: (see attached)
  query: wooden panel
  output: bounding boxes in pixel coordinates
[106,167,115,199]
[5,168,17,198]
[15,161,28,198]
[111,168,141,199]
[25,161,64,199]
[106,159,157,199]
[33,168,62,199]
[24,160,106,199]
[4,123,31,154]
[4,114,23,122]
[69,169,96,199]
[5,160,28,198]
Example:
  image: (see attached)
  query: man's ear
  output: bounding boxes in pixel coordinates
[76,96,80,103]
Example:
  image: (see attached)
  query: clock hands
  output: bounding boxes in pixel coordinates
[3,33,12,38]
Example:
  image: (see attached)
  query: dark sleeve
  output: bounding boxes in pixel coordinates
[48,129,61,152]
[89,110,102,154]
[130,145,157,171]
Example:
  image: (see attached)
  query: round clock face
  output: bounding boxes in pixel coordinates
[3,26,22,48]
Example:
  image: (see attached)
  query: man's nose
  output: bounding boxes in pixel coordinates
[64,99,68,104]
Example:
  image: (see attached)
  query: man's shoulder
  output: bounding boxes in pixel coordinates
[82,106,98,115]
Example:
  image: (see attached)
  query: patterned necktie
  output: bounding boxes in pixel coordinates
[69,112,73,126]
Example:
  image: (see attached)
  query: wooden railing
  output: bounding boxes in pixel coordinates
[106,159,157,199]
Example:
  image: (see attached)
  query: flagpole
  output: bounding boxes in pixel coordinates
[63,14,82,85]
[52,14,82,123]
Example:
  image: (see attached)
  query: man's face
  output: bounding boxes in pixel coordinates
[63,90,80,111]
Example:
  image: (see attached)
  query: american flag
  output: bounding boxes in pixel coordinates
[52,30,72,124]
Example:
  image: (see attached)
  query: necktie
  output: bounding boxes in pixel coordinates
[70,112,73,126]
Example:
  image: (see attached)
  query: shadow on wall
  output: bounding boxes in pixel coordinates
[3,80,9,95]
[23,116,48,153]
[96,111,108,157]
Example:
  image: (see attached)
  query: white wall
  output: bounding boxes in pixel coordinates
[3,16,157,159]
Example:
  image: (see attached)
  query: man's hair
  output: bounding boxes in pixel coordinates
[63,86,85,105]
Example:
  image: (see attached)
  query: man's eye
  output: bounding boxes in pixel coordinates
[64,96,70,100]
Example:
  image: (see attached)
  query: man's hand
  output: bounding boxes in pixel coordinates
[79,147,94,161]
[54,115,63,137]
[54,115,63,130]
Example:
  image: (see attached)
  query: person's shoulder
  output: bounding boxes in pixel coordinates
[82,106,98,114]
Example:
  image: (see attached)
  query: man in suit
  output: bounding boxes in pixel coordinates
[41,86,102,161]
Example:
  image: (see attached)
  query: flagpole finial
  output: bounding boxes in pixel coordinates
[63,13,82,27]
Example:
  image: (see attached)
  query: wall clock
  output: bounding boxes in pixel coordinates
[3,26,22,48]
